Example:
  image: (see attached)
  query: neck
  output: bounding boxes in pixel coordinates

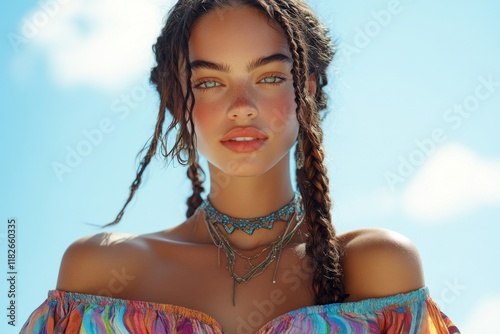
[207,157,295,219]
[203,155,298,250]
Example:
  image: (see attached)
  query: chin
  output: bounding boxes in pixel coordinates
[220,164,271,178]
[209,158,276,177]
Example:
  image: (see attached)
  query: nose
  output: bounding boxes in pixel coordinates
[227,85,258,120]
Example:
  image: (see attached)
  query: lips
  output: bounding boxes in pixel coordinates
[221,127,268,153]
[221,127,268,142]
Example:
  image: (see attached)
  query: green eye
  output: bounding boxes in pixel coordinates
[197,80,221,89]
[260,75,285,84]
[204,80,219,88]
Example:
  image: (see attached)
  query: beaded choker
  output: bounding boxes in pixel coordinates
[200,193,305,305]
[200,194,303,235]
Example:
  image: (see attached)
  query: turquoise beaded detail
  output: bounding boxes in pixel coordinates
[201,194,303,235]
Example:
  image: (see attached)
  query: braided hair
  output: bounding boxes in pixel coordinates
[108,0,347,304]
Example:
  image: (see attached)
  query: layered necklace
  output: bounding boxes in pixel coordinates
[200,194,305,306]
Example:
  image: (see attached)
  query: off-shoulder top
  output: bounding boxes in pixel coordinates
[21,287,460,333]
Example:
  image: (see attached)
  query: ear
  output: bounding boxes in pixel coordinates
[306,73,317,97]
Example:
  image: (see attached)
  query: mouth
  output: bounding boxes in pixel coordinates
[221,127,268,142]
[220,128,268,153]
[221,138,267,153]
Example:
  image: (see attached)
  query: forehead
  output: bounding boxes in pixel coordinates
[188,5,291,66]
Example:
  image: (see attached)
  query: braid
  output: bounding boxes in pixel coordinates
[259,0,346,304]
[106,0,202,226]
[262,1,307,117]
[297,128,347,304]
[186,159,206,218]
[104,101,168,227]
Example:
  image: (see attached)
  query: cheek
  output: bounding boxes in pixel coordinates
[265,90,298,135]
[192,99,219,136]
[192,107,207,131]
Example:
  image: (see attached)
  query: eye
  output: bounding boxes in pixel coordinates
[195,80,221,90]
[259,75,286,85]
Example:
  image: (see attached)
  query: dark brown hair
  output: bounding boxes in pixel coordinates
[107,0,347,304]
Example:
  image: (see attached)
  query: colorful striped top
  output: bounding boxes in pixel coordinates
[21,287,460,333]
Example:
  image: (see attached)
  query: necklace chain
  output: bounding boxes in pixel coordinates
[200,194,305,306]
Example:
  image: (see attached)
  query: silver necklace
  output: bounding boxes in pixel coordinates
[201,198,305,306]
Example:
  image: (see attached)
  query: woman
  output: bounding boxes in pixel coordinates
[22,0,460,333]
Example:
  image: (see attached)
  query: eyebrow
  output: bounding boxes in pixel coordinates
[190,53,291,73]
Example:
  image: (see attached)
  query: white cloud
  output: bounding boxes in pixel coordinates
[460,297,500,333]
[402,143,500,221]
[13,0,175,91]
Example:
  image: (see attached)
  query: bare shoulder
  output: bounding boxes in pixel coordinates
[56,232,148,296]
[337,228,425,302]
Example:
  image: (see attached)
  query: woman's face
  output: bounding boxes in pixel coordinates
[187,5,300,177]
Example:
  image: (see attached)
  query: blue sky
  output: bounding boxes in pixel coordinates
[1,0,499,332]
